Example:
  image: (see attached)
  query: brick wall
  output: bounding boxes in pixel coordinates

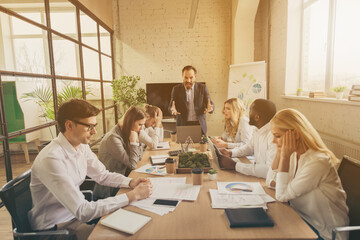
[114,0,231,136]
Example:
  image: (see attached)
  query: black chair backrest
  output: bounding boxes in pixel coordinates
[338,155,360,240]
[0,170,33,233]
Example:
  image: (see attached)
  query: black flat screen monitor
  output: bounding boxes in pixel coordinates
[146,82,205,117]
[146,83,178,117]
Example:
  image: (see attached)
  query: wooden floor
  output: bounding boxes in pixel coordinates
[0,152,36,240]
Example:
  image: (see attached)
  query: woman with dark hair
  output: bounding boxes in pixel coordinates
[139,104,164,149]
[93,106,147,199]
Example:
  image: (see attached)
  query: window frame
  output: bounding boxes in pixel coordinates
[0,0,116,181]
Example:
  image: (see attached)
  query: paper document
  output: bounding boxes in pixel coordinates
[209,189,265,209]
[130,197,180,216]
[100,208,151,234]
[217,182,266,195]
[135,164,167,175]
[151,183,201,201]
[153,142,170,150]
[150,154,169,165]
[149,177,186,184]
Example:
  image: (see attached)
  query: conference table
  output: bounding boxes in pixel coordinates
[88,141,317,240]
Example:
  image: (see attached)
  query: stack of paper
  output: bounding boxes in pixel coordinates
[131,177,201,215]
[209,182,275,209]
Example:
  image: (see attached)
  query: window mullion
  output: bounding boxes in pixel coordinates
[325,0,337,93]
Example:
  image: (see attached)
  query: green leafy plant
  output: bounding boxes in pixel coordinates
[297,88,303,92]
[111,75,146,119]
[208,168,217,174]
[21,85,92,120]
[331,86,347,93]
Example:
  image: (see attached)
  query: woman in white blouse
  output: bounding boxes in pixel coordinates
[139,104,164,149]
[212,98,254,148]
[268,108,349,240]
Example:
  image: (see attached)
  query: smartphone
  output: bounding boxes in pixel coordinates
[153,199,179,207]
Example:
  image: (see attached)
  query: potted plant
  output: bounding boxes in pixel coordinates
[199,135,208,152]
[208,168,217,180]
[331,86,347,99]
[112,75,146,119]
[296,88,303,96]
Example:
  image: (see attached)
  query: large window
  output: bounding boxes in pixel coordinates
[301,0,360,92]
[0,0,115,181]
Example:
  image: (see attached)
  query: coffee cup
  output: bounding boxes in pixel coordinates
[165,158,176,174]
[191,168,203,185]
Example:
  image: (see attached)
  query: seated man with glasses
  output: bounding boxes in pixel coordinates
[28,98,153,240]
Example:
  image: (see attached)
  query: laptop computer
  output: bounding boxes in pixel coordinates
[176,125,202,143]
[208,137,240,169]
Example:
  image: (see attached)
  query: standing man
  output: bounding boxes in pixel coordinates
[28,99,152,240]
[168,65,214,134]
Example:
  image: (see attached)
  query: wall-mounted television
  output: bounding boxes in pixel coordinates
[146,82,206,118]
[146,83,178,118]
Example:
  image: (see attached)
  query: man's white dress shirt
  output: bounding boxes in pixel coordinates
[185,83,197,121]
[270,149,349,240]
[230,122,276,179]
[28,133,132,230]
[221,116,255,149]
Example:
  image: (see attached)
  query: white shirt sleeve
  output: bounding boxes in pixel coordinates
[231,136,254,157]
[139,127,160,149]
[228,119,254,149]
[275,154,331,202]
[37,151,131,223]
[235,161,270,179]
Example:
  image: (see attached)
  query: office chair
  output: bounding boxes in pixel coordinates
[332,155,360,240]
[0,170,69,239]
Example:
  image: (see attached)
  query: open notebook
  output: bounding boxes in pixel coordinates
[100,208,152,235]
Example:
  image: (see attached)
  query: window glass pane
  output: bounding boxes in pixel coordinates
[85,81,104,140]
[52,34,80,77]
[0,13,50,74]
[99,26,111,55]
[2,76,54,139]
[301,0,329,91]
[56,79,83,106]
[101,55,112,81]
[83,46,100,79]
[80,11,98,50]
[49,0,77,39]
[333,0,360,87]
[104,81,113,101]
[13,38,50,74]
[0,2,45,25]
[104,107,116,132]
[11,15,42,35]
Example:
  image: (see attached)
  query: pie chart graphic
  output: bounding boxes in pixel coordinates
[225,182,253,193]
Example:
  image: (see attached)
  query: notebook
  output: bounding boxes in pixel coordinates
[176,125,202,143]
[224,207,274,228]
[150,154,169,165]
[100,208,152,234]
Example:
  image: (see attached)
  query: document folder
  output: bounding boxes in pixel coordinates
[224,207,274,228]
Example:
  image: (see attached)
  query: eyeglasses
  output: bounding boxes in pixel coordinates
[71,120,97,131]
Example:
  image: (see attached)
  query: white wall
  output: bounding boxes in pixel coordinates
[114,0,232,136]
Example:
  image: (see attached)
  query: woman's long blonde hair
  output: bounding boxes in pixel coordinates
[271,108,338,166]
[223,98,246,140]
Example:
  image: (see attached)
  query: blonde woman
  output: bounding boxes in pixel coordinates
[212,98,254,148]
[268,108,349,240]
[139,104,164,149]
